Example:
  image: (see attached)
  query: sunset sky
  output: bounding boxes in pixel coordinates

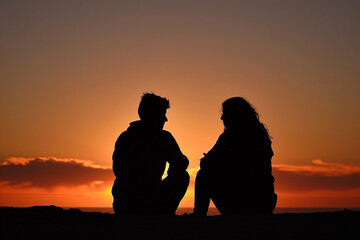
[1,0,360,209]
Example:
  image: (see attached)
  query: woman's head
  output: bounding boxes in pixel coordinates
[221,97,257,128]
[221,97,271,139]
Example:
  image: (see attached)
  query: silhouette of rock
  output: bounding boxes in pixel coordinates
[1,206,359,239]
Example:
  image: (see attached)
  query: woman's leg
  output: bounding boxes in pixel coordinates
[193,169,211,215]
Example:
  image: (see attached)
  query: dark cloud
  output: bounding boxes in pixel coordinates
[273,160,360,192]
[2,157,360,193]
[0,158,114,189]
[273,168,360,192]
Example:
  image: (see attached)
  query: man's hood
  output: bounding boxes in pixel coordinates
[127,120,143,132]
[127,120,164,135]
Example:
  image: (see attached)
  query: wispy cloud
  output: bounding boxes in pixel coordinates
[274,159,360,176]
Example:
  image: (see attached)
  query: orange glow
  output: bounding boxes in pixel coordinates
[0,183,112,208]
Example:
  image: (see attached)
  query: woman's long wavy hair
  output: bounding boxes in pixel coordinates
[221,97,272,142]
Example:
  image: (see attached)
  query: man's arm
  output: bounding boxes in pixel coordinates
[163,132,189,177]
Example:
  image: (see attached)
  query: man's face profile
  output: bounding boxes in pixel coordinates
[154,109,168,130]
[144,108,168,131]
[138,93,170,131]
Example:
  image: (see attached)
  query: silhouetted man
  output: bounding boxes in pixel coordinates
[112,93,189,215]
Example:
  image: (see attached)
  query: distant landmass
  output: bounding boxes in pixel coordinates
[1,206,359,239]
[70,206,360,215]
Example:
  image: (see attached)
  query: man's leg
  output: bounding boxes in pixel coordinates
[158,171,190,215]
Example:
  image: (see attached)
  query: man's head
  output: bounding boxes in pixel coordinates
[138,93,170,130]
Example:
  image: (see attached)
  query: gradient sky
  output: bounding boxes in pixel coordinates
[1,0,360,208]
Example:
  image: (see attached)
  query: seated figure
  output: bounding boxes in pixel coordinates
[194,97,277,215]
[112,93,189,215]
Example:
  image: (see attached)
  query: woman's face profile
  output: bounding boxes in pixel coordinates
[221,106,246,129]
[221,108,233,128]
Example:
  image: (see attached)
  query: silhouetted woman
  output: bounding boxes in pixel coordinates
[193,97,277,215]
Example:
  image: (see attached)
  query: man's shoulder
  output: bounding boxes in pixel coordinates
[161,130,174,139]
[160,130,179,145]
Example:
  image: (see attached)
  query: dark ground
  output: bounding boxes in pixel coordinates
[1,206,359,240]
